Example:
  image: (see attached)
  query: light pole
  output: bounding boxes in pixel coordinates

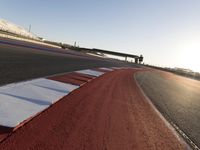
[28,24,31,33]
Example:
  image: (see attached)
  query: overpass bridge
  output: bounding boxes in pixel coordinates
[70,47,143,63]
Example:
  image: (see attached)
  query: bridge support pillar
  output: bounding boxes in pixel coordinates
[135,58,139,64]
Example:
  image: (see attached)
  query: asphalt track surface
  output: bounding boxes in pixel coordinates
[0,37,138,86]
[136,70,200,149]
[0,69,185,150]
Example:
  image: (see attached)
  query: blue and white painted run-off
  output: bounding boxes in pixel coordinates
[0,69,107,128]
[0,79,79,127]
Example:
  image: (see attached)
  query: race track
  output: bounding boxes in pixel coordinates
[0,37,138,86]
[0,68,185,150]
[0,38,189,149]
[136,70,200,149]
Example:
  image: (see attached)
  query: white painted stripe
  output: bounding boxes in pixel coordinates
[32,79,79,95]
[75,69,104,77]
[111,67,132,69]
[99,67,113,71]
[111,67,122,69]
[0,78,79,127]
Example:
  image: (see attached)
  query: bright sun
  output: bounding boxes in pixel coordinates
[179,40,200,72]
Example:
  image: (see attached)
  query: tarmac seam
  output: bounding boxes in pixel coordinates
[170,122,200,150]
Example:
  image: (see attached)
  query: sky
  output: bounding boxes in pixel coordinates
[1,0,200,72]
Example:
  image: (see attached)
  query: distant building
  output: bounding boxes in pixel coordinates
[174,67,193,73]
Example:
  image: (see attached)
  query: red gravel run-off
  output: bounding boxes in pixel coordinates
[0,69,185,150]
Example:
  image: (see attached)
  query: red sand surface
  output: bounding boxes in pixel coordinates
[0,69,185,150]
[0,126,12,142]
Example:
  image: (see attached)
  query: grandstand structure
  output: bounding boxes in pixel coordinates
[0,19,39,40]
[0,19,62,48]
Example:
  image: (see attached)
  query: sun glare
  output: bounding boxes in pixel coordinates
[179,40,200,72]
